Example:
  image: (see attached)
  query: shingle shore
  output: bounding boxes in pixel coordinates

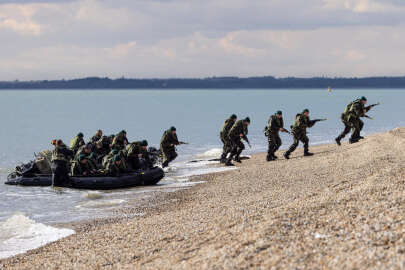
[1,128,405,269]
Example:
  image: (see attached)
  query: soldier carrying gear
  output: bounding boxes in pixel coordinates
[226,117,251,166]
[335,96,374,145]
[160,126,187,168]
[126,140,151,170]
[111,130,129,150]
[105,154,128,177]
[51,139,74,186]
[284,109,318,159]
[71,154,96,176]
[90,130,103,144]
[69,132,85,155]
[265,111,289,162]
[219,114,237,163]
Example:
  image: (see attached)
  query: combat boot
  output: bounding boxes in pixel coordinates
[272,154,278,160]
[225,159,234,166]
[234,156,242,163]
[266,155,274,162]
[304,151,314,156]
[284,152,290,160]
[335,137,341,146]
[162,160,169,168]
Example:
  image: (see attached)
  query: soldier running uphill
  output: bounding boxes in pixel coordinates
[226,117,251,166]
[284,109,326,159]
[265,111,289,161]
[219,114,237,163]
[335,96,379,145]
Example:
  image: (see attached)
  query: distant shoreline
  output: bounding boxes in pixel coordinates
[2,76,405,89]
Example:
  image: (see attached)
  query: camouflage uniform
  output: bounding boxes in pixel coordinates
[285,113,315,156]
[336,99,365,144]
[71,160,93,176]
[266,114,284,160]
[51,144,74,186]
[160,130,180,168]
[227,120,248,162]
[90,133,102,144]
[105,159,128,177]
[69,135,85,154]
[111,131,128,150]
[220,118,236,161]
[125,142,151,170]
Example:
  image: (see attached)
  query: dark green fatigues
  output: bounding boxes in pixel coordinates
[51,145,74,186]
[286,114,315,155]
[336,99,365,143]
[69,136,85,154]
[160,130,180,168]
[125,142,151,170]
[227,120,248,162]
[71,161,93,176]
[105,160,128,177]
[266,115,284,159]
[220,118,236,161]
[111,132,128,150]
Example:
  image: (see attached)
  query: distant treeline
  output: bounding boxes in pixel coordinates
[1,76,405,89]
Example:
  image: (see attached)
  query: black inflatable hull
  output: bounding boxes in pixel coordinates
[5,167,164,190]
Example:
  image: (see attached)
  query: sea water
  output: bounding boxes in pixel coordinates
[0,88,404,258]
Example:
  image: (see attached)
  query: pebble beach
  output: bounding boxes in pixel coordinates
[1,127,405,269]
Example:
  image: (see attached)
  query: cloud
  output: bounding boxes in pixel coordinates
[0,0,404,79]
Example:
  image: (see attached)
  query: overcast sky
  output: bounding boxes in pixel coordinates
[0,0,404,80]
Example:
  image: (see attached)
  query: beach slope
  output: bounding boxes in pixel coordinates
[2,128,405,269]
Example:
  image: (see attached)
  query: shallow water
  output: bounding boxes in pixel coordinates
[0,88,404,258]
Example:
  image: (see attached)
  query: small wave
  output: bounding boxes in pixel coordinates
[75,199,126,209]
[82,191,103,200]
[196,148,222,158]
[0,214,74,259]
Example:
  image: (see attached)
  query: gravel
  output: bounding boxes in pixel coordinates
[1,128,405,269]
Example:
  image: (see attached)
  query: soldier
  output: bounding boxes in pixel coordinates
[226,117,251,166]
[70,132,85,154]
[265,111,289,161]
[71,154,96,176]
[160,126,186,168]
[51,139,74,186]
[111,130,129,150]
[335,96,375,145]
[102,149,119,168]
[126,140,151,170]
[105,155,128,177]
[90,130,103,144]
[284,109,322,159]
[219,114,237,163]
[74,143,93,161]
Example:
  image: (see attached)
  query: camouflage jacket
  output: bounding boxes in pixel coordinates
[71,161,93,176]
[51,145,74,163]
[160,130,179,150]
[228,120,248,140]
[344,99,365,121]
[70,136,85,153]
[111,132,128,150]
[291,114,314,135]
[90,134,101,144]
[105,160,127,177]
[267,115,284,134]
[220,118,236,139]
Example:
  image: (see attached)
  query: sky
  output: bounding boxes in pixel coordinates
[0,0,405,80]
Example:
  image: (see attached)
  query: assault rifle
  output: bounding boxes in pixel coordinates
[309,118,328,126]
[179,141,189,145]
[365,102,380,113]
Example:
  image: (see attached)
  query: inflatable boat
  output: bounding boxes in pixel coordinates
[6,167,165,190]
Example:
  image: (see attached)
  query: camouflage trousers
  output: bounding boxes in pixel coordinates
[267,132,282,156]
[287,132,309,154]
[228,137,245,160]
[220,136,232,159]
[337,117,364,143]
[162,147,178,168]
